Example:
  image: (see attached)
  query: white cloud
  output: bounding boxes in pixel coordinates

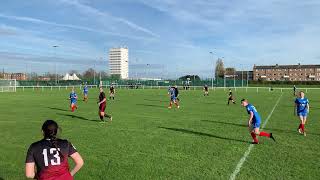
[0,13,156,41]
[57,0,160,38]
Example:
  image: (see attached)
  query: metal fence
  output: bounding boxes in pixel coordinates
[7,85,320,93]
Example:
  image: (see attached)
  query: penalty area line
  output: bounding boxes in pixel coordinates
[229,93,283,180]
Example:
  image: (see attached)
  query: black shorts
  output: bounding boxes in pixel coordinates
[228,97,233,100]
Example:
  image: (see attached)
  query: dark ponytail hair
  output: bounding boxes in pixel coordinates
[42,120,64,161]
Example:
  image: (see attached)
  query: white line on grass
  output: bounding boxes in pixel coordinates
[229,93,283,180]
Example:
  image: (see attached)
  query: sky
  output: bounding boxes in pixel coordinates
[1,0,320,79]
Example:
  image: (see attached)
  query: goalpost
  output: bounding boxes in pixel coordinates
[0,79,17,92]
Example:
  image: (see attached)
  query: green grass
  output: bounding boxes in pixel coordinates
[0,88,319,179]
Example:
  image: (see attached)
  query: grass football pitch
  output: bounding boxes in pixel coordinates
[0,88,319,180]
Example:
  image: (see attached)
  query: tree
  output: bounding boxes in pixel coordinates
[98,71,109,79]
[82,68,96,79]
[179,75,201,81]
[69,70,78,74]
[110,74,121,80]
[30,72,38,80]
[215,58,225,78]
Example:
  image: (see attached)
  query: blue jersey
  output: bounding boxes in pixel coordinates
[295,98,309,113]
[246,104,261,124]
[83,86,89,94]
[70,92,77,104]
[169,88,176,97]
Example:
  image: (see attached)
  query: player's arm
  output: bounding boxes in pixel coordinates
[70,152,84,176]
[98,98,106,105]
[25,162,35,179]
[248,111,254,127]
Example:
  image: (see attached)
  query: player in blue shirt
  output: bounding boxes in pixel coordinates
[294,91,309,136]
[69,89,78,112]
[168,86,179,109]
[241,99,275,144]
[83,84,89,102]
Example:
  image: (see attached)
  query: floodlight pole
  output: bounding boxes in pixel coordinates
[93,63,96,85]
[53,45,59,85]
[241,64,244,87]
[209,52,215,88]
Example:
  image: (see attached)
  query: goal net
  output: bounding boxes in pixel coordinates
[0,79,17,92]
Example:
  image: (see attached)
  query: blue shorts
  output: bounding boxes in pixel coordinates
[252,121,261,129]
[170,96,176,101]
[84,92,88,96]
[297,112,308,117]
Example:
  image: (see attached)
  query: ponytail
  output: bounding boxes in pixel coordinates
[42,120,64,161]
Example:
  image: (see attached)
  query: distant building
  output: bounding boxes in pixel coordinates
[235,71,253,81]
[0,73,27,80]
[11,73,27,80]
[224,69,253,81]
[253,64,320,81]
[109,47,129,79]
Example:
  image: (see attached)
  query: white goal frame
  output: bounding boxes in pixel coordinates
[0,79,17,92]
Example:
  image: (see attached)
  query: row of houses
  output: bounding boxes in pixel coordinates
[0,73,27,80]
[225,63,320,82]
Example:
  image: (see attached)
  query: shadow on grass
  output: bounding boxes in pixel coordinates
[47,107,69,112]
[0,177,3,180]
[57,113,101,122]
[144,99,164,102]
[201,120,247,128]
[136,104,165,108]
[159,126,250,144]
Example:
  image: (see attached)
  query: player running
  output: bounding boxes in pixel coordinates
[227,89,236,105]
[241,99,275,144]
[98,87,112,122]
[174,85,180,102]
[69,89,78,112]
[109,85,115,100]
[293,85,297,96]
[83,84,89,102]
[168,86,180,109]
[294,91,309,136]
[25,120,84,180]
[203,85,209,96]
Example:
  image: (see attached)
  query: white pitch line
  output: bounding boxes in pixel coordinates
[229,93,283,180]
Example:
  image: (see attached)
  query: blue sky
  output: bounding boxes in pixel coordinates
[1,0,320,78]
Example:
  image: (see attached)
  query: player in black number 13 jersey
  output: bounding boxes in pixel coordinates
[25,120,84,180]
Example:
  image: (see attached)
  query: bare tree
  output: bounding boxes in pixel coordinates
[82,68,96,79]
[215,58,225,78]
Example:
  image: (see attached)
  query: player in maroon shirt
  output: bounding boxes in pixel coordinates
[25,120,84,180]
[98,87,113,122]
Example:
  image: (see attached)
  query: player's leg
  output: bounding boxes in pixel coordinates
[173,99,179,108]
[301,115,307,135]
[298,115,304,134]
[256,126,276,141]
[71,103,75,112]
[98,104,104,121]
[249,126,259,144]
[168,99,173,108]
[103,106,112,121]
